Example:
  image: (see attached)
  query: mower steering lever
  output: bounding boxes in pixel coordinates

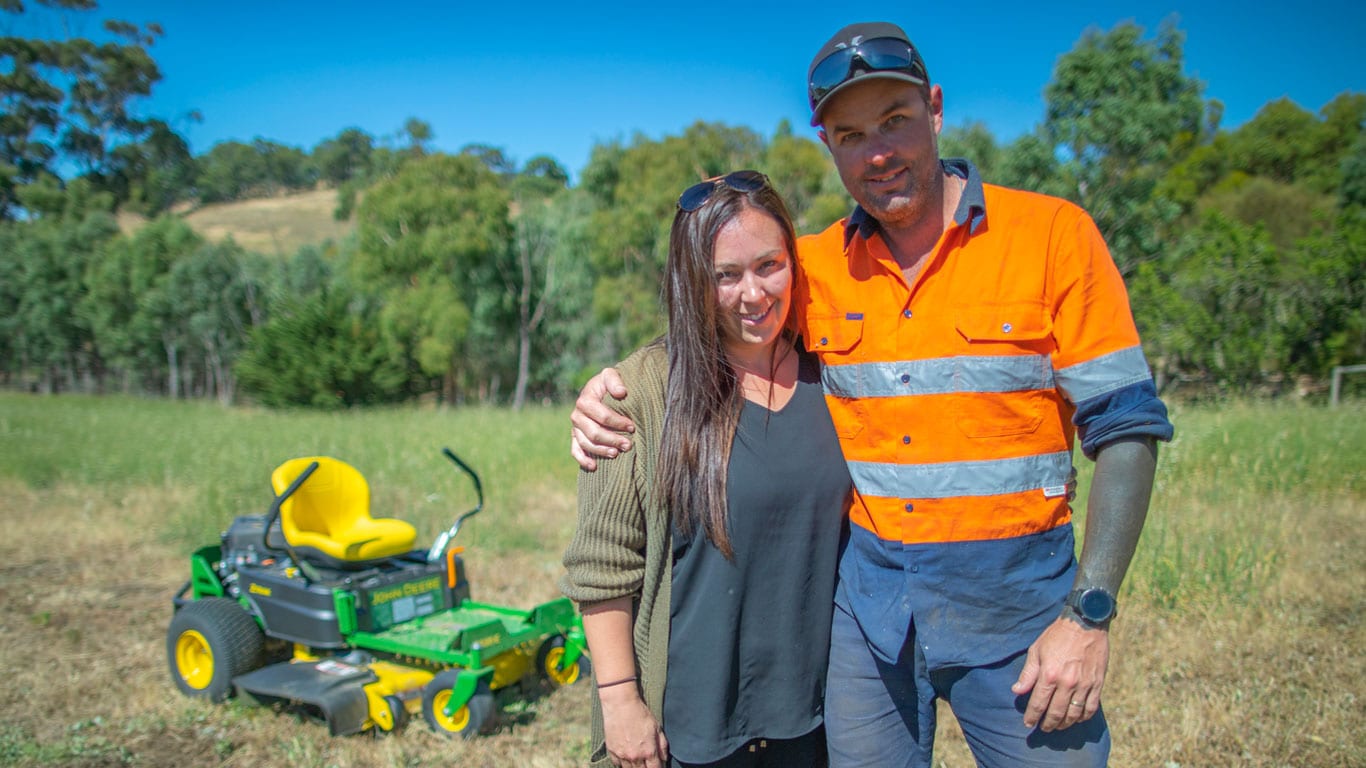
[427,448,485,562]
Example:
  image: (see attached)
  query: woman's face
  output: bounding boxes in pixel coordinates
[711,205,792,356]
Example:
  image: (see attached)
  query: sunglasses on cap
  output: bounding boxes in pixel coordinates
[808,37,928,107]
[677,170,771,212]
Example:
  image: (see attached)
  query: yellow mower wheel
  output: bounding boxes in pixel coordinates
[536,635,589,688]
[422,670,495,739]
[174,629,215,690]
[429,688,471,732]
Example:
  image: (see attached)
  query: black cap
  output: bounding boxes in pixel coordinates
[808,22,928,126]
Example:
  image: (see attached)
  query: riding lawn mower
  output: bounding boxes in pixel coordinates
[166,448,589,739]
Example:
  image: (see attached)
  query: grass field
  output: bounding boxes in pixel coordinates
[119,189,353,256]
[0,394,1361,767]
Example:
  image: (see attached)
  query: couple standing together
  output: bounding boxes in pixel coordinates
[562,21,1173,768]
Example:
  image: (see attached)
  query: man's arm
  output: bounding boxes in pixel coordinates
[570,367,635,471]
[1012,436,1158,732]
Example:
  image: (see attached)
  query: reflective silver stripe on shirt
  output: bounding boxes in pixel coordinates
[1054,346,1153,404]
[821,354,1054,399]
[848,450,1074,500]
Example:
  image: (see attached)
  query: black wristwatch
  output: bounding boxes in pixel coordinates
[1064,587,1117,629]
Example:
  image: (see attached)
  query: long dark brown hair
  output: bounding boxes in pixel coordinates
[654,175,799,559]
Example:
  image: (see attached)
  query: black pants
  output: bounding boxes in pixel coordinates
[671,726,827,768]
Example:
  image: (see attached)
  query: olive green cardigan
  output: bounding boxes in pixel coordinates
[560,343,672,766]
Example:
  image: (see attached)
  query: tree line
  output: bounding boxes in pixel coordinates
[2,3,1362,407]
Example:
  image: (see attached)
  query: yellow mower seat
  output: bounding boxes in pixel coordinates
[271,456,417,568]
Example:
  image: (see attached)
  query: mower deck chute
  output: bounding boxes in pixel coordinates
[234,657,376,736]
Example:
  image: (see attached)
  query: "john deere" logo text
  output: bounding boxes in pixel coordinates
[370,576,441,605]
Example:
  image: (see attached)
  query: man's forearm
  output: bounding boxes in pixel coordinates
[1073,437,1158,594]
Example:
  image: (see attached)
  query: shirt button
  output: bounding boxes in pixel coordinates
[911,564,920,573]
[1002,322,1013,333]
[903,309,913,318]
[902,435,911,444]
[820,337,828,346]
[900,374,910,384]
[904,502,914,512]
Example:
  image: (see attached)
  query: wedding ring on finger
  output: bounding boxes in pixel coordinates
[1069,700,1084,707]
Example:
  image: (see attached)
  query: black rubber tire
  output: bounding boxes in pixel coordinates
[421,670,496,739]
[166,597,265,702]
[384,694,409,732]
[536,635,590,687]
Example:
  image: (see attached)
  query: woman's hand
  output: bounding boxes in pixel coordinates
[600,683,669,768]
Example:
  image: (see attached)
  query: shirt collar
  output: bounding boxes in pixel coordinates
[843,158,987,247]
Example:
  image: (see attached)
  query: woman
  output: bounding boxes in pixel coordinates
[561,171,851,768]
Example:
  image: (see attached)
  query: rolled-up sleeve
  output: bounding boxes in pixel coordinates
[1047,208,1173,459]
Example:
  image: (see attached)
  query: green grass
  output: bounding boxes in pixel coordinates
[0,719,135,765]
[1157,400,1364,499]
[0,393,576,553]
[1105,400,1363,609]
[3,393,1360,610]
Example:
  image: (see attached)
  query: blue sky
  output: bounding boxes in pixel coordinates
[17,1,1366,179]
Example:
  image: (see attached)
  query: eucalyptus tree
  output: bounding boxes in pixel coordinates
[507,155,570,409]
[81,215,200,394]
[164,239,264,403]
[1043,19,1209,275]
[763,119,846,234]
[5,179,117,391]
[353,153,512,402]
[1,0,181,217]
[313,127,375,186]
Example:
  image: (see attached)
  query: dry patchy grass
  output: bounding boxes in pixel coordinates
[929,496,1365,768]
[119,189,353,256]
[4,482,1361,766]
[0,480,592,767]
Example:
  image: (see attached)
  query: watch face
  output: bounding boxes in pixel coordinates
[1078,589,1115,622]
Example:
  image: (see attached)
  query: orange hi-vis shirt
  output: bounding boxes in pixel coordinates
[795,163,1160,548]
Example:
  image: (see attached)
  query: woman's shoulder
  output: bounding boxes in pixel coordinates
[599,340,667,424]
[615,340,668,393]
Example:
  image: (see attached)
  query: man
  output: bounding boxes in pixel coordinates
[571,21,1172,768]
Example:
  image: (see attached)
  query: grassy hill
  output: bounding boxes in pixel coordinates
[119,188,355,256]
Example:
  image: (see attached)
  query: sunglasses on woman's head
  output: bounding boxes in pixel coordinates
[677,170,770,212]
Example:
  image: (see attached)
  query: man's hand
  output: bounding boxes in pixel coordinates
[1011,616,1109,732]
[570,367,634,471]
[599,683,669,768]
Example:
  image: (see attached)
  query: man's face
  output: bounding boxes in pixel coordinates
[819,78,944,231]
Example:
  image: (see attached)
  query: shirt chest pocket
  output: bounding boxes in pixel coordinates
[805,313,866,440]
[807,313,864,367]
[954,302,1053,348]
[952,302,1055,439]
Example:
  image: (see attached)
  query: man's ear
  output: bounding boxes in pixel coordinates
[818,128,829,149]
[928,85,944,135]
